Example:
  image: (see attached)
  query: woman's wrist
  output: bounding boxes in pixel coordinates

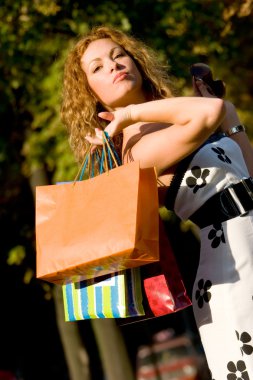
[126,104,138,123]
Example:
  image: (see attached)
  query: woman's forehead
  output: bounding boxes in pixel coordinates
[81,39,122,66]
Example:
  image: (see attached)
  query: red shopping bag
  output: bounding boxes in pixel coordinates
[117,217,192,325]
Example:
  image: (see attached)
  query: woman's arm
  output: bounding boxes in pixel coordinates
[218,101,253,177]
[194,78,253,177]
[85,92,225,175]
[116,97,224,174]
[99,95,224,138]
[124,97,224,174]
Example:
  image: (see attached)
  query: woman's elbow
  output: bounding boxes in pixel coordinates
[208,98,226,129]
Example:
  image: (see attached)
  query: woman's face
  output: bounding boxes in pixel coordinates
[80,38,146,109]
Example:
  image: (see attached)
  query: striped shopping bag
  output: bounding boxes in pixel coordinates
[62,268,144,321]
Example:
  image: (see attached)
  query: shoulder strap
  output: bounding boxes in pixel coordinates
[164,152,196,210]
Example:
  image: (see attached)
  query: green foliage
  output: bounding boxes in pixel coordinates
[21,52,78,182]
[7,245,26,265]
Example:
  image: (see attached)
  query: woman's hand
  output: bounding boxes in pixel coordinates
[100,105,133,136]
[85,128,103,147]
[193,78,216,98]
[84,106,133,147]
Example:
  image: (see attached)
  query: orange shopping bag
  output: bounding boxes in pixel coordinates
[36,160,159,284]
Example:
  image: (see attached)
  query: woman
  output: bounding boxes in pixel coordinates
[61,26,253,379]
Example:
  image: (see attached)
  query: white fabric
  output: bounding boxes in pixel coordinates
[174,136,253,379]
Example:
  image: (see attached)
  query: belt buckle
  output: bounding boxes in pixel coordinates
[241,177,253,201]
[219,187,241,218]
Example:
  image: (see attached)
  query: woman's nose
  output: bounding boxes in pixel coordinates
[107,59,119,72]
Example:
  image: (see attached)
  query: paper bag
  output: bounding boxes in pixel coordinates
[62,268,144,321]
[36,161,159,284]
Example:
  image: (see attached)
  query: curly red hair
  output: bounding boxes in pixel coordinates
[61,26,175,162]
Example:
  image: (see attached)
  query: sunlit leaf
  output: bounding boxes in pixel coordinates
[7,245,26,265]
[23,268,34,284]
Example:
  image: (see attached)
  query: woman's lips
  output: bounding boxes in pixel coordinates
[113,72,128,83]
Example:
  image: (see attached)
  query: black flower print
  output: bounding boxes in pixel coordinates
[195,278,212,308]
[208,223,225,248]
[186,166,210,194]
[236,331,253,356]
[227,360,249,380]
[212,146,232,164]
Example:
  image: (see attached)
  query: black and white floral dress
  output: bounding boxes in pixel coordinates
[170,135,253,379]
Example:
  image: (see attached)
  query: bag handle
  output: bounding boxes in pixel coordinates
[74,132,122,182]
[102,131,121,167]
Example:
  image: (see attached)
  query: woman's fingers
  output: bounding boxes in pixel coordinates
[195,79,216,98]
[85,128,103,146]
[192,77,201,96]
[98,111,114,122]
[85,135,102,145]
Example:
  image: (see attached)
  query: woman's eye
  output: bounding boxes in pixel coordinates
[93,66,102,73]
[114,53,124,59]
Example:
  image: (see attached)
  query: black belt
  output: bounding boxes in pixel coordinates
[190,177,253,228]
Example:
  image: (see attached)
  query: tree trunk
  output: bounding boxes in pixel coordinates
[29,168,91,380]
[53,285,91,380]
[91,319,135,380]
